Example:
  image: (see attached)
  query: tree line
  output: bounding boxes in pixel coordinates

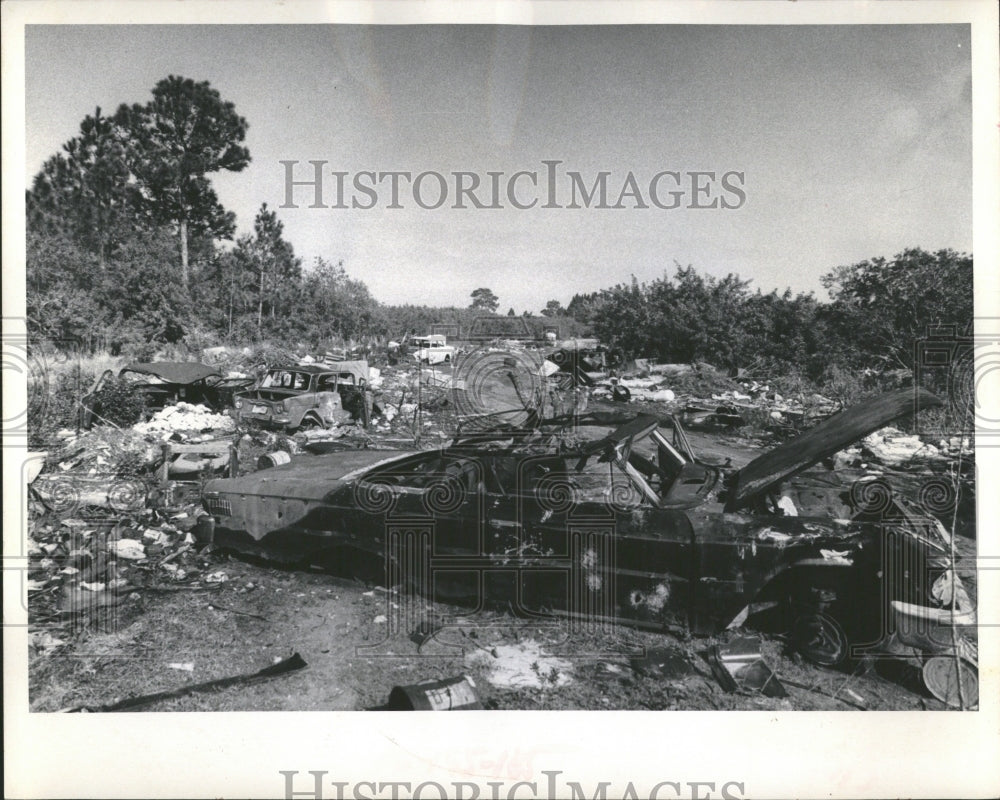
[26,76,972,382]
[568,248,972,381]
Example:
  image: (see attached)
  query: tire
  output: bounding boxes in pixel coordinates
[785,569,880,668]
[789,611,850,667]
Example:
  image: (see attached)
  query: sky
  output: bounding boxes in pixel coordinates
[24,24,972,312]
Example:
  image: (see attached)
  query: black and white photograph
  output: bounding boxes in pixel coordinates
[4,1,999,798]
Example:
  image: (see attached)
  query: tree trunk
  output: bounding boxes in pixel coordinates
[179,217,189,290]
[258,267,265,332]
[228,265,235,338]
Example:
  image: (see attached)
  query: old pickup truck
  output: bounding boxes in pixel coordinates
[233,361,371,431]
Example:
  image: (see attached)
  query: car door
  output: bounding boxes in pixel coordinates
[354,452,488,601]
[485,451,696,632]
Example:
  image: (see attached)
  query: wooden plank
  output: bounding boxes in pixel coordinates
[167,440,233,454]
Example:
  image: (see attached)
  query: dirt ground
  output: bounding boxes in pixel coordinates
[26,387,978,714]
[29,544,971,713]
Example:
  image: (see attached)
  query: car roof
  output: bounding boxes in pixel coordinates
[120,361,220,383]
[268,365,334,374]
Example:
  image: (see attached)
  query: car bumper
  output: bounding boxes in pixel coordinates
[235,411,293,429]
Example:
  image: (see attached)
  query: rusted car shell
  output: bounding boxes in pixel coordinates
[233,361,371,431]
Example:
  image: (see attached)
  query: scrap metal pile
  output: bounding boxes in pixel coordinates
[26,343,979,709]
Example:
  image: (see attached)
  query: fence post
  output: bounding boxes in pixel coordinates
[160,443,172,486]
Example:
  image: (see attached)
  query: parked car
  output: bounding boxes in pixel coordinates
[200,388,974,674]
[233,361,371,431]
[412,335,456,365]
[81,362,254,428]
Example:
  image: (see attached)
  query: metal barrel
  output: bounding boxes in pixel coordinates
[257,450,292,469]
[385,675,482,710]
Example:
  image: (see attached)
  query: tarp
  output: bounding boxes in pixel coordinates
[120,361,221,384]
[725,387,943,511]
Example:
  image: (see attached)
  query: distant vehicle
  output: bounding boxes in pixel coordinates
[233,361,371,431]
[412,335,456,365]
[81,362,254,428]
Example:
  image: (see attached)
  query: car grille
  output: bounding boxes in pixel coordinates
[206,497,232,517]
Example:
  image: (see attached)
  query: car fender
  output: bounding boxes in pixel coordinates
[315,391,344,424]
[284,403,308,428]
[299,410,325,428]
[710,521,867,630]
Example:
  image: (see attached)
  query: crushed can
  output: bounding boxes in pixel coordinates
[385,675,482,710]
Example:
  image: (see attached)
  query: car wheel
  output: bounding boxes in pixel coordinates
[444,354,451,364]
[789,611,850,667]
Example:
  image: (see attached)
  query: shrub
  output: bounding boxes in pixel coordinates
[28,367,94,448]
[89,376,147,427]
[815,364,870,408]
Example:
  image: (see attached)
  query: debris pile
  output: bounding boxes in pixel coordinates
[465,638,573,689]
[133,402,236,436]
[44,427,162,476]
[27,500,215,633]
[588,362,845,433]
[862,427,943,466]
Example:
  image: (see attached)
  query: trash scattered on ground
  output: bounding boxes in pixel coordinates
[377,675,483,710]
[921,654,979,708]
[111,538,146,561]
[27,347,977,713]
[630,647,697,680]
[30,631,67,655]
[709,634,787,698]
[60,652,307,712]
[465,639,573,689]
[863,426,942,466]
[133,402,236,436]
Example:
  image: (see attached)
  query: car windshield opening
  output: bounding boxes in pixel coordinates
[261,371,310,390]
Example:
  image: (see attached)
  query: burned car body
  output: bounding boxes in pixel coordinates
[81,361,253,428]
[201,388,974,671]
[233,361,371,431]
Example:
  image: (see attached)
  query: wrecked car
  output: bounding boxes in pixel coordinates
[200,387,975,677]
[412,335,456,365]
[81,362,253,428]
[233,361,371,431]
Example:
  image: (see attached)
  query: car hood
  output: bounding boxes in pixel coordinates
[725,387,942,511]
[204,449,414,502]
